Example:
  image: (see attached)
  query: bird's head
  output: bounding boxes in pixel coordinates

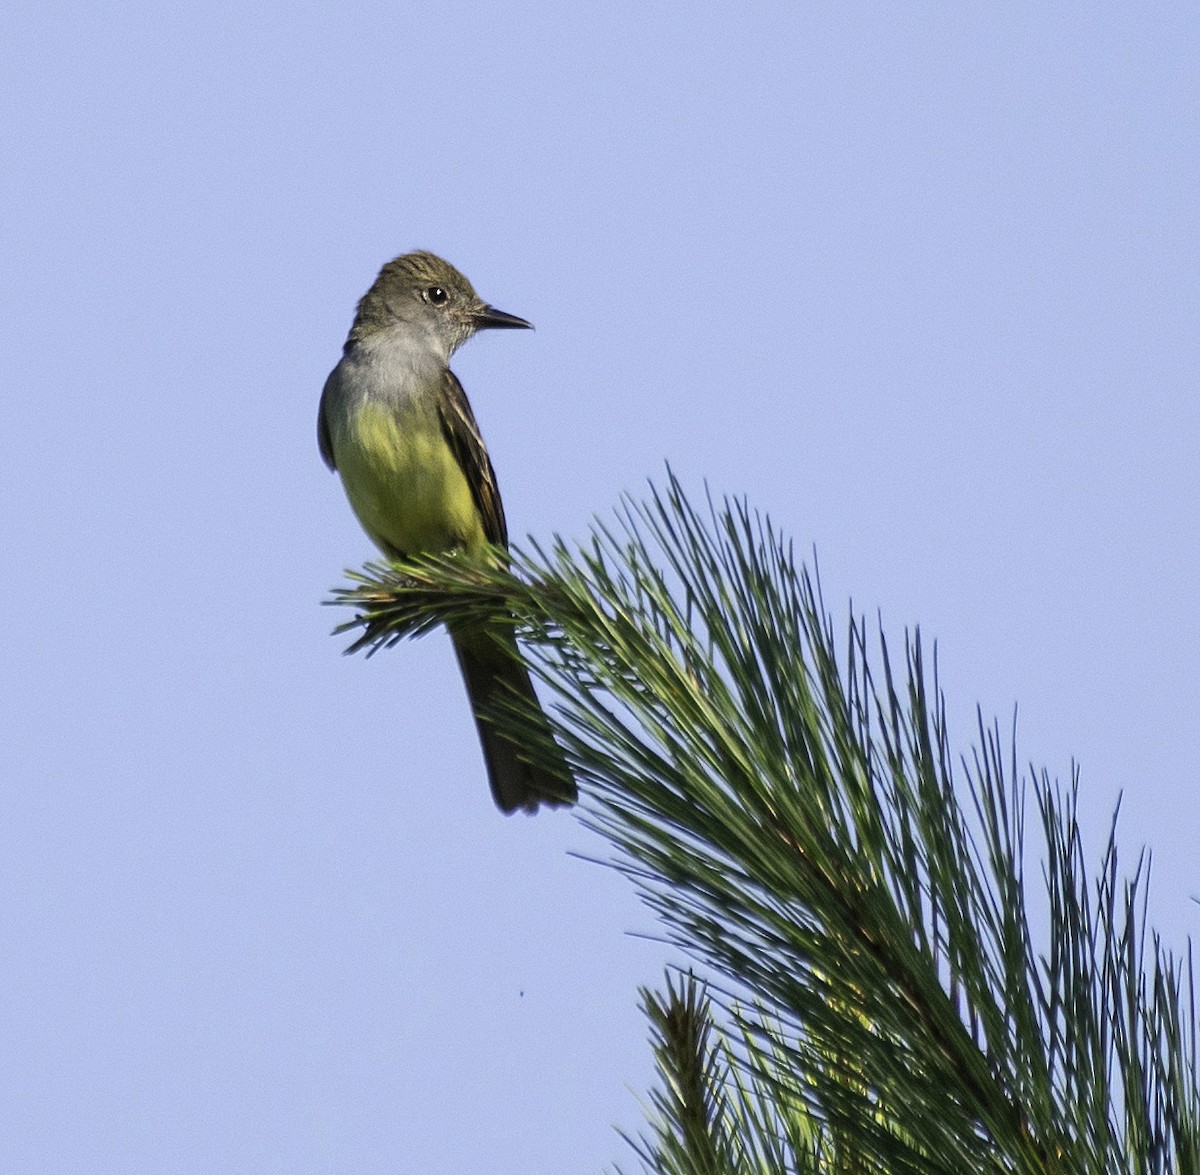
[347,250,531,359]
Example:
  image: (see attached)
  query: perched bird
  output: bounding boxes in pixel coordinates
[319,251,576,813]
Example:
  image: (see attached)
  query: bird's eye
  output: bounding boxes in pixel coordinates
[425,286,448,305]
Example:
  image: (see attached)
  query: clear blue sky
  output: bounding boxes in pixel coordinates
[3,4,1197,1172]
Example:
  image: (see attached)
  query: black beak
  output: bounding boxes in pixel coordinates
[473,304,533,330]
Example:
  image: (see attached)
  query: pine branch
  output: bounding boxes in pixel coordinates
[619,974,738,1175]
[327,475,1199,1173]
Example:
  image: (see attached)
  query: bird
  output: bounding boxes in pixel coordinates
[318,251,576,814]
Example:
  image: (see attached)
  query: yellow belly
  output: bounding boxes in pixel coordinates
[335,398,486,557]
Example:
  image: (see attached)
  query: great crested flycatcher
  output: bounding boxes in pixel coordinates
[319,251,575,814]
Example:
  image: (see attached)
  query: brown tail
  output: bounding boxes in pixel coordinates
[451,631,576,814]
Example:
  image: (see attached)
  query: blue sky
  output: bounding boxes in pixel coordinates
[3,4,1198,1172]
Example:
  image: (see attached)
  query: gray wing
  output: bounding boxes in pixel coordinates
[317,366,338,471]
[437,368,507,547]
